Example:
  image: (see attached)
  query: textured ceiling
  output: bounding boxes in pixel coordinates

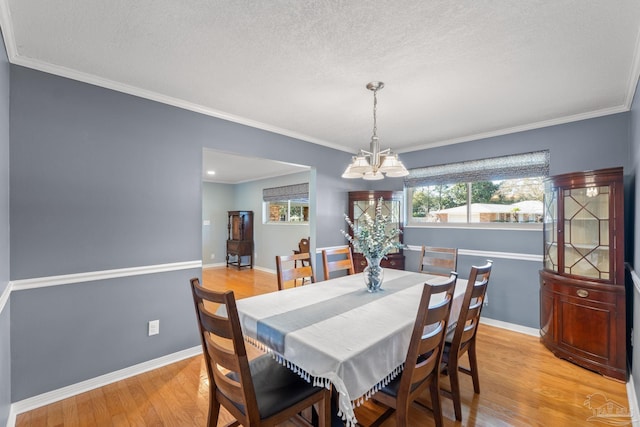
[1,1,640,181]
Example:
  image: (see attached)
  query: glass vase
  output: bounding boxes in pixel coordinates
[363,256,384,292]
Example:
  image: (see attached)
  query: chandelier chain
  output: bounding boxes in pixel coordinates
[372,87,378,139]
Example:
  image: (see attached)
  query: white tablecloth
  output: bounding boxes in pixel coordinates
[234,269,467,426]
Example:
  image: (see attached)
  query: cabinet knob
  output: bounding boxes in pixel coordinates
[389,261,396,266]
[576,289,589,298]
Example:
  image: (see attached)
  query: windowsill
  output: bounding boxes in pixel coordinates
[264,222,310,226]
[405,222,542,231]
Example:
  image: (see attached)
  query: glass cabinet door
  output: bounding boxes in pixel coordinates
[351,198,402,254]
[543,184,558,272]
[562,186,610,280]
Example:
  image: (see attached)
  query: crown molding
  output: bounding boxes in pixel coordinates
[397,105,630,154]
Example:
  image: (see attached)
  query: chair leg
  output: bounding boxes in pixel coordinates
[448,359,463,421]
[429,379,444,427]
[320,390,331,427]
[207,395,220,427]
[395,400,409,427]
[468,341,481,394]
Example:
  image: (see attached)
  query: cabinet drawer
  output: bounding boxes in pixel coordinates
[542,280,618,305]
[382,257,404,270]
[354,254,404,272]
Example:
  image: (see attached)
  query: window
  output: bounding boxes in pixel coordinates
[405,151,549,227]
[263,183,309,223]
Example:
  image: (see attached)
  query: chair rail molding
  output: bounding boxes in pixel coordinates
[404,245,543,263]
[10,260,202,291]
[0,281,11,315]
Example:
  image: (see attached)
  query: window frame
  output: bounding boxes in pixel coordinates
[262,182,310,225]
[404,151,548,230]
[264,199,309,225]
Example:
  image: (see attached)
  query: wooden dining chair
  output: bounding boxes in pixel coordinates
[368,273,458,427]
[189,278,331,427]
[276,253,316,290]
[321,246,355,279]
[440,260,493,422]
[293,237,311,267]
[419,245,458,276]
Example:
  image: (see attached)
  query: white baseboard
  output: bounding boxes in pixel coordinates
[253,265,276,275]
[6,405,16,427]
[627,374,640,426]
[202,263,276,275]
[202,262,227,269]
[9,346,201,418]
[480,317,540,337]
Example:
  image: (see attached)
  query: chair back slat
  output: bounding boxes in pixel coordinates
[419,246,458,277]
[190,278,260,421]
[298,237,310,254]
[322,246,355,279]
[276,253,316,290]
[449,261,492,359]
[400,273,458,395]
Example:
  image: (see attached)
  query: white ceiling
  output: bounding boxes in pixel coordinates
[202,149,308,184]
[2,1,640,182]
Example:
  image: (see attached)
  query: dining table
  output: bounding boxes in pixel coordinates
[233,268,468,426]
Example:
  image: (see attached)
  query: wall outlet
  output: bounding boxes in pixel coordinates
[210,253,215,260]
[148,320,160,336]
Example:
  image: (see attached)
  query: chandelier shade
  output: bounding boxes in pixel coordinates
[342,82,409,180]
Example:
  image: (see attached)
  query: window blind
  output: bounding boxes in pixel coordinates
[262,183,309,202]
[404,150,549,187]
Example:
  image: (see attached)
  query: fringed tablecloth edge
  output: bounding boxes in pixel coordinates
[244,336,405,427]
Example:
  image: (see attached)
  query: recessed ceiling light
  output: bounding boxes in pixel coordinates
[206,170,216,175]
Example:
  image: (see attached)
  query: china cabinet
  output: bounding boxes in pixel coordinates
[348,191,404,272]
[226,210,254,269]
[539,167,626,380]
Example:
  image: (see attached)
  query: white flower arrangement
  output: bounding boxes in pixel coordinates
[341,197,404,260]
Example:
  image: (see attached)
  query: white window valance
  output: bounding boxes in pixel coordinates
[404,150,549,187]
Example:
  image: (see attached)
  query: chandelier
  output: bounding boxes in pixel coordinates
[341,82,409,180]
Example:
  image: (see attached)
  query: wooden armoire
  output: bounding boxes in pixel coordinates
[226,210,254,270]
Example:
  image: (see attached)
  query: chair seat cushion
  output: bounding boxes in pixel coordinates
[441,342,451,365]
[227,354,324,419]
[379,374,401,398]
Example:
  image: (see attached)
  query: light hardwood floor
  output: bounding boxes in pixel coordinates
[16,267,633,426]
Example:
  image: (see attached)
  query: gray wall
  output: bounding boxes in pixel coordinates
[202,171,312,270]
[235,171,311,270]
[0,30,10,427]
[5,58,635,405]
[380,113,632,328]
[9,65,351,401]
[202,181,235,266]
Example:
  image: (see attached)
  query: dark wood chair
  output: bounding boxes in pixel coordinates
[293,237,311,268]
[321,246,355,280]
[440,260,493,421]
[419,246,458,277]
[189,278,331,427]
[368,273,458,427]
[276,253,316,290]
